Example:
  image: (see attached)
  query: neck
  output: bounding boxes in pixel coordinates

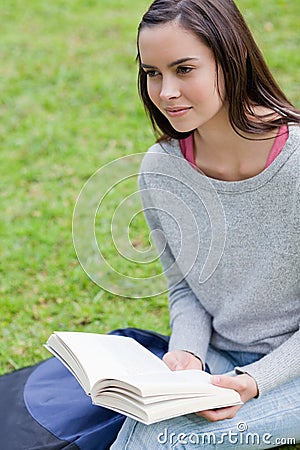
[193,111,278,181]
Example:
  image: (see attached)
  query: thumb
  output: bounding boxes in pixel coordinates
[163,352,183,370]
[211,375,238,390]
[211,374,255,401]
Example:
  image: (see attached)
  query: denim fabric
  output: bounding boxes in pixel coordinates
[110,347,300,449]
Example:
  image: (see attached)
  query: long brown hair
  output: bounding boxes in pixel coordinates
[137,0,300,141]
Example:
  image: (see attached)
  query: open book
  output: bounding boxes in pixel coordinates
[45,332,242,425]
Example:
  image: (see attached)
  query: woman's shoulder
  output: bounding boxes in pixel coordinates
[286,125,300,164]
[147,138,181,155]
[279,125,300,187]
[140,139,183,173]
[288,124,300,144]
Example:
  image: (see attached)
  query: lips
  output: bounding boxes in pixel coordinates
[165,106,192,117]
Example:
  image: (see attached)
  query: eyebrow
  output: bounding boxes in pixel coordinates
[141,57,200,69]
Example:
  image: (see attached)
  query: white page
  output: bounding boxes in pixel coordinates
[96,387,210,405]
[111,369,216,396]
[51,332,170,390]
[95,388,242,425]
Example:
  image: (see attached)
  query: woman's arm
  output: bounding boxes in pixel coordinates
[234,327,300,396]
[139,170,213,365]
[167,276,212,366]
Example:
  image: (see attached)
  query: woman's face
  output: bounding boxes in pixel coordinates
[138,22,226,133]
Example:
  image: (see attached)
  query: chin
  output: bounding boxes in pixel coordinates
[170,124,195,134]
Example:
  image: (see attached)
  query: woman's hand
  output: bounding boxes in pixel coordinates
[163,351,258,422]
[196,373,258,421]
[163,350,203,371]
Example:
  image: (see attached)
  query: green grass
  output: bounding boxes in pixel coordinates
[1,1,299,448]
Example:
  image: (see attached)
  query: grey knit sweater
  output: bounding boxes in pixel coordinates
[139,125,300,396]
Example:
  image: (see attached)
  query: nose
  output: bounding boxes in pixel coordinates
[159,76,180,101]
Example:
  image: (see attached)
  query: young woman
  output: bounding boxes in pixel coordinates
[111,0,300,448]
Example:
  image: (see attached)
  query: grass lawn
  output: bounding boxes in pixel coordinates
[1,0,299,448]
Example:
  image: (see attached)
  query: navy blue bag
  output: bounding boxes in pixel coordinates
[0,328,169,450]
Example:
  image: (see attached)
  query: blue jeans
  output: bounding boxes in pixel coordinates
[110,346,300,449]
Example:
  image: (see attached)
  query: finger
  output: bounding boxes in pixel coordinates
[211,374,258,402]
[185,355,203,370]
[162,352,182,370]
[196,405,241,422]
[211,375,245,391]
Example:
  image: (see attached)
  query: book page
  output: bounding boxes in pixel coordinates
[94,388,242,425]
[103,369,215,397]
[96,386,210,405]
[48,332,170,390]
[92,369,239,400]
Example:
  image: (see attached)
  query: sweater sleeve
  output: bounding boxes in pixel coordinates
[167,275,212,365]
[139,171,213,365]
[235,326,300,396]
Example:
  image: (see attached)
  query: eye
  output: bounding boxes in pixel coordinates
[145,70,161,78]
[177,66,193,75]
